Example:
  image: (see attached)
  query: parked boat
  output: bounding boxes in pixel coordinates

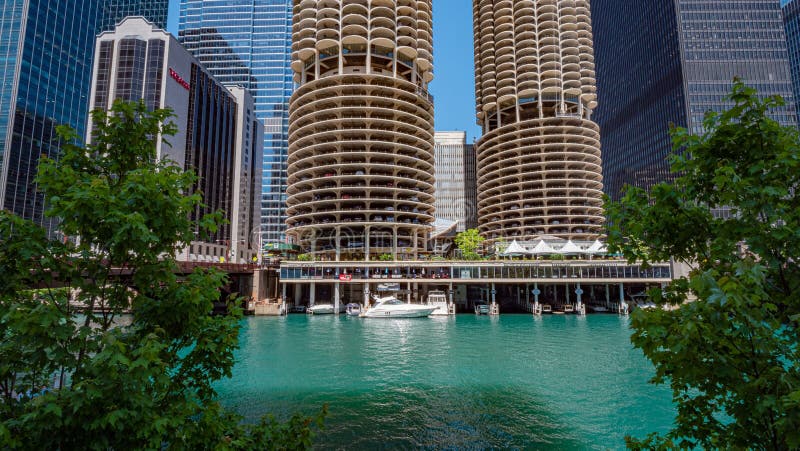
[474,303,490,315]
[306,304,335,315]
[427,290,452,315]
[589,305,610,313]
[361,296,436,318]
[563,304,575,314]
[345,303,362,316]
[540,304,553,314]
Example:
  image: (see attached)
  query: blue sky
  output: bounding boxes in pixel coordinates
[166,0,482,142]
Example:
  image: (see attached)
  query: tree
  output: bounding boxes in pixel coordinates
[0,101,324,449]
[455,228,485,260]
[605,81,800,450]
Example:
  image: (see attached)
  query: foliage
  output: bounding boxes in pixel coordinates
[0,101,324,449]
[606,81,800,450]
[377,253,393,261]
[455,228,485,260]
[296,253,313,262]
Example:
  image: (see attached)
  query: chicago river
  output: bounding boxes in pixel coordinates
[216,314,674,449]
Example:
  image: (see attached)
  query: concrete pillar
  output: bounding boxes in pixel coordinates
[309,282,316,307]
[365,226,371,261]
[566,283,570,305]
[334,283,340,314]
[282,283,287,304]
[605,283,610,307]
[576,283,583,313]
[364,283,370,308]
[491,282,496,306]
[533,282,540,314]
[335,227,341,262]
[393,226,398,260]
[407,282,411,303]
[619,283,625,303]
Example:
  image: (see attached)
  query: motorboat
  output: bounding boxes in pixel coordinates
[563,304,575,314]
[540,304,553,314]
[589,305,610,313]
[361,296,436,318]
[474,303,490,315]
[306,304,335,315]
[427,290,452,316]
[345,303,362,316]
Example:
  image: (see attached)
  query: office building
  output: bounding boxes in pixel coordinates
[0,0,169,235]
[472,0,605,244]
[434,131,477,233]
[179,0,293,246]
[286,0,435,261]
[594,0,798,199]
[89,17,263,263]
[464,139,478,230]
[784,0,800,120]
[102,0,169,30]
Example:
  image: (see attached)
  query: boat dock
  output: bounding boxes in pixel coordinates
[276,259,675,314]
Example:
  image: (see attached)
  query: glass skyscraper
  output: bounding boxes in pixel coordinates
[178,0,293,246]
[102,0,169,30]
[783,0,800,120]
[0,0,169,234]
[593,0,798,200]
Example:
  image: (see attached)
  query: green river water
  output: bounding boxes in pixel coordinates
[215,314,675,450]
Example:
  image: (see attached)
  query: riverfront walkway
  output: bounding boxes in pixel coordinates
[278,259,675,312]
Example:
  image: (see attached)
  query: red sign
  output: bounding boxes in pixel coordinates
[169,68,190,90]
[339,274,352,282]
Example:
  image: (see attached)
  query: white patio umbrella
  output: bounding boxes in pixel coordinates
[559,240,583,255]
[584,239,608,255]
[500,240,529,257]
[529,240,557,255]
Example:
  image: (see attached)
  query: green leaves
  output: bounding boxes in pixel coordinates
[455,228,485,260]
[1,101,324,449]
[608,81,800,449]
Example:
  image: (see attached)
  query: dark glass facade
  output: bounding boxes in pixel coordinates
[593,0,798,200]
[179,0,294,246]
[0,0,169,234]
[784,0,800,120]
[186,63,237,243]
[102,0,169,31]
[463,143,478,230]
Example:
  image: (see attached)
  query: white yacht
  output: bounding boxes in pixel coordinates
[361,296,436,318]
[306,304,335,315]
[426,290,452,316]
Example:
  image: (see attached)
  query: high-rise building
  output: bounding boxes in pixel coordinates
[0,0,169,234]
[89,17,264,263]
[472,0,604,244]
[464,140,478,230]
[286,0,435,261]
[433,131,476,232]
[594,0,798,199]
[784,0,800,120]
[178,0,294,247]
[102,0,169,30]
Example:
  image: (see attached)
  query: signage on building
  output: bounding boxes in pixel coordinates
[169,68,190,90]
[339,274,352,282]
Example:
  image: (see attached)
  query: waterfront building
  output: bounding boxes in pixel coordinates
[285,0,436,261]
[0,0,170,235]
[88,17,264,263]
[784,0,800,121]
[472,0,605,244]
[434,131,474,233]
[594,0,798,199]
[178,0,294,247]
